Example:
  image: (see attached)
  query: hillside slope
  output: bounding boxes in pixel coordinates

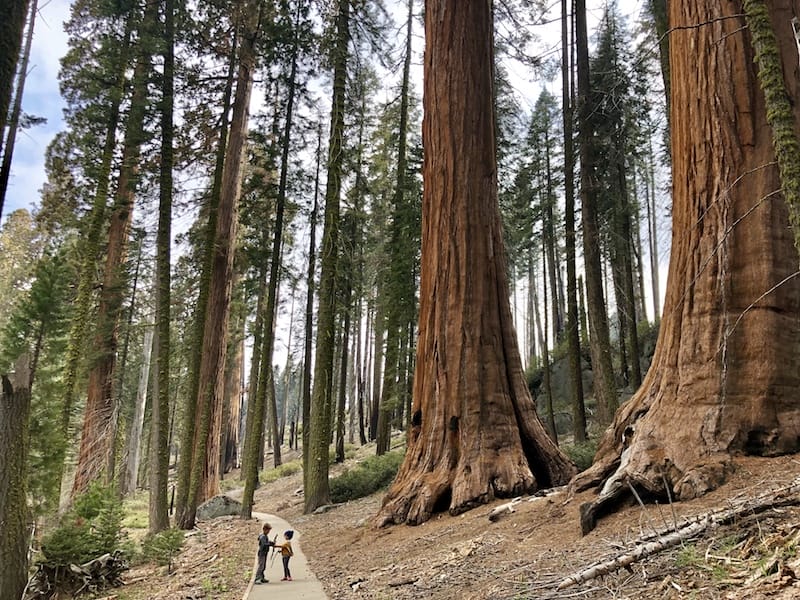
[119,450,800,600]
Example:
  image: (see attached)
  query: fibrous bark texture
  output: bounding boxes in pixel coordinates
[0,357,31,600]
[376,0,575,527]
[573,0,800,533]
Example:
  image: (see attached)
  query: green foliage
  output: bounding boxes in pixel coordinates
[0,209,43,335]
[675,543,701,568]
[142,528,184,572]
[261,460,302,484]
[343,443,358,460]
[563,439,598,472]
[330,451,404,503]
[742,0,800,248]
[121,492,149,529]
[1,248,73,516]
[41,483,128,565]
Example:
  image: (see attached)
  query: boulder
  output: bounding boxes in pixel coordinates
[196,495,242,520]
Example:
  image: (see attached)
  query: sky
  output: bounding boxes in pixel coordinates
[2,0,72,224]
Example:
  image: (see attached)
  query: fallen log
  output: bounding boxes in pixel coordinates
[488,497,522,522]
[557,477,800,591]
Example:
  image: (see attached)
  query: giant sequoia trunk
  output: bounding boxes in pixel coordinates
[574,0,800,534]
[376,0,575,527]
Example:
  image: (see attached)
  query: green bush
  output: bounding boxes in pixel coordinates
[41,483,128,565]
[142,528,184,573]
[563,439,598,472]
[330,451,404,503]
[262,460,302,483]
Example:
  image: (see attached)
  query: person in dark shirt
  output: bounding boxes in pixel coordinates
[254,522,275,584]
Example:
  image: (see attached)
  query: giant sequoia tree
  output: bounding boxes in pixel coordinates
[376,0,575,527]
[575,0,800,533]
[72,0,157,496]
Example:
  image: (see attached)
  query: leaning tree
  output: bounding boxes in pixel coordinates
[375,0,576,527]
[575,0,800,533]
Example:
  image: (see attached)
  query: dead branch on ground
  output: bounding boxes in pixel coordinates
[557,477,800,590]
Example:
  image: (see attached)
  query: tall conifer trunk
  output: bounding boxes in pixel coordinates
[60,18,132,502]
[376,0,574,527]
[149,0,174,534]
[305,0,351,514]
[562,0,586,442]
[175,23,237,522]
[0,0,36,212]
[575,0,617,425]
[73,1,157,496]
[301,123,321,478]
[241,0,303,516]
[178,0,262,529]
[0,0,31,201]
[0,358,31,600]
[574,0,800,534]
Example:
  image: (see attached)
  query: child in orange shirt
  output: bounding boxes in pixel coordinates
[278,530,294,581]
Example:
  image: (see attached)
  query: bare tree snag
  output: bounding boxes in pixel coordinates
[375,0,575,528]
[572,0,800,534]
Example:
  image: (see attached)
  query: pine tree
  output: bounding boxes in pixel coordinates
[575,0,617,425]
[561,0,586,442]
[587,8,641,390]
[305,0,352,514]
[0,0,32,199]
[149,0,175,534]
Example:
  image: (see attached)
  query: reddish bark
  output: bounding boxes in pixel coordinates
[574,0,800,534]
[376,0,575,527]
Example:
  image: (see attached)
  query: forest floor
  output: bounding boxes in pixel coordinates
[113,446,800,600]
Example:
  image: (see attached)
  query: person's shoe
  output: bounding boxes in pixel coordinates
[281,577,288,581]
[287,576,292,581]
[254,579,268,584]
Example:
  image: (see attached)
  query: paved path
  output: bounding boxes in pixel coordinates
[242,512,329,600]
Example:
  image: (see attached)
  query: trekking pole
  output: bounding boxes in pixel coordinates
[269,534,279,567]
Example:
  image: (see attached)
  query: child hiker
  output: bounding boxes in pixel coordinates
[254,522,275,584]
[278,530,294,581]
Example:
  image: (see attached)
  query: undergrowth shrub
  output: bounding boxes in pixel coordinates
[41,483,130,565]
[330,451,404,503]
[262,460,302,484]
[142,528,184,573]
[563,439,598,472]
